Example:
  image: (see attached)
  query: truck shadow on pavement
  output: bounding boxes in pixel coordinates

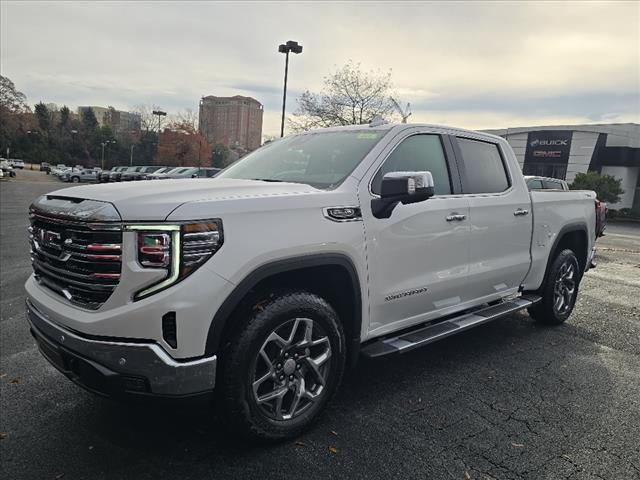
[63,312,635,479]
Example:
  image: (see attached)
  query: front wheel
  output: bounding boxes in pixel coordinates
[219,291,346,441]
[71,176,80,183]
[528,249,580,325]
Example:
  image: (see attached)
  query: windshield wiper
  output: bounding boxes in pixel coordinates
[251,178,284,182]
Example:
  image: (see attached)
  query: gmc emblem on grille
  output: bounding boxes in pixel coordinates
[39,229,61,246]
[34,228,61,254]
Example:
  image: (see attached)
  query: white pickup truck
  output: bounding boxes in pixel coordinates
[25,123,598,440]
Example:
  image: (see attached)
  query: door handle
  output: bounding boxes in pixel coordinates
[514,209,529,216]
[446,213,466,221]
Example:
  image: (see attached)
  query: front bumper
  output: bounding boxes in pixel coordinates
[27,300,217,398]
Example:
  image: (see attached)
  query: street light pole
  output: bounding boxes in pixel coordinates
[152,110,167,134]
[69,129,77,163]
[130,144,135,166]
[100,140,115,170]
[278,40,303,137]
[280,50,289,138]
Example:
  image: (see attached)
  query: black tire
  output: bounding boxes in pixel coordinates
[71,176,80,183]
[219,290,346,442]
[528,249,581,325]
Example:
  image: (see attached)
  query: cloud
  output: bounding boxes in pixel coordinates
[1,1,637,137]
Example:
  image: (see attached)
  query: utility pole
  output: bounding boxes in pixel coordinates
[130,144,135,166]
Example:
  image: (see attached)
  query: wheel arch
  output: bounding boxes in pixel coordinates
[205,253,363,367]
[540,223,589,288]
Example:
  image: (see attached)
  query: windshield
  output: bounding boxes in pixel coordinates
[217,130,386,189]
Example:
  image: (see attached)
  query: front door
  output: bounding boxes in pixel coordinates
[360,132,472,338]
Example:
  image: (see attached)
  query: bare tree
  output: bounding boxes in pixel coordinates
[0,75,30,113]
[132,104,165,132]
[290,61,399,132]
[167,109,199,134]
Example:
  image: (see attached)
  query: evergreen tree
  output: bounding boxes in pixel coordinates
[34,102,51,131]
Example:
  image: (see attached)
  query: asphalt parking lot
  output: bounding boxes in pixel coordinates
[1,170,639,480]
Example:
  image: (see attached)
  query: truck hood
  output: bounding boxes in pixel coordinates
[48,178,325,221]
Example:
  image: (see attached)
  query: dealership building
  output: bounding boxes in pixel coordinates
[483,123,640,211]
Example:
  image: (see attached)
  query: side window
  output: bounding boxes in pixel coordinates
[372,135,451,195]
[457,138,510,194]
[528,179,544,190]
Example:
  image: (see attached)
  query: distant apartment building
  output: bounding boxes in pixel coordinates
[198,95,263,151]
[77,106,110,126]
[76,106,141,136]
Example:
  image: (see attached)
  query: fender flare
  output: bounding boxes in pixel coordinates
[538,222,589,289]
[204,253,363,362]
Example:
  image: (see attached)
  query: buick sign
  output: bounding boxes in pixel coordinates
[524,130,573,164]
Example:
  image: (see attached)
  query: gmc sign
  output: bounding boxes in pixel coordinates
[525,130,573,164]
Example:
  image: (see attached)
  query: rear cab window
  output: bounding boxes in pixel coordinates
[527,179,544,190]
[456,137,510,194]
[543,180,564,190]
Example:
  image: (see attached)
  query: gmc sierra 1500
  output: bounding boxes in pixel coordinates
[25,123,598,440]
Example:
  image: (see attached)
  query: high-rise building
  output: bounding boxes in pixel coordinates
[198,95,263,151]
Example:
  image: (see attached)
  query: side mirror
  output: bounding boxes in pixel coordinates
[371,171,435,219]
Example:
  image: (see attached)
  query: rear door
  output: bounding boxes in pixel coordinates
[452,136,532,301]
[360,130,472,337]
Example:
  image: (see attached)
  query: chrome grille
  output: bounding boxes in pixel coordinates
[29,214,122,310]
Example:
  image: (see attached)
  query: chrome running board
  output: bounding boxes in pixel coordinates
[360,294,542,358]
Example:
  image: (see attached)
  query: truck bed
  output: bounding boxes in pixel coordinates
[523,189,597,291]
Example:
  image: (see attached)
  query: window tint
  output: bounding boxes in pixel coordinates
[528,179,544,190]
[458,138,509,194]
[372,135,451,195]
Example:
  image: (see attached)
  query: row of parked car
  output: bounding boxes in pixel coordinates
[45,163,221,183]
[99,165,221,182]
[0,158,25,169]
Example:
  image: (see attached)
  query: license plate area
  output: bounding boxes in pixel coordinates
[35,333,67,372]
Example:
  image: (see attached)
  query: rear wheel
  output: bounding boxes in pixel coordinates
[528,249,580,325]
[219,291,346,441]
[71,176,80,183]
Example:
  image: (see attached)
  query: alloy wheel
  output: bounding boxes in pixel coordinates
[251,318,331,421]
[553,260,576,315]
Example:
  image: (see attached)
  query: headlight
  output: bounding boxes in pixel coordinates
[125,220,223,299]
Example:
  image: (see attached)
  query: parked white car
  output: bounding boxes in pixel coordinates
[0,160,16,177]
[525,175,607,237]
[25,123,599,441]
[9,158,25,169]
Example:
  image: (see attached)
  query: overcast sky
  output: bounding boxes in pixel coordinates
[1,1,638,137]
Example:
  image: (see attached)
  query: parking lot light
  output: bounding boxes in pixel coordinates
[100,140,116,170]
[278,40,303,138]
